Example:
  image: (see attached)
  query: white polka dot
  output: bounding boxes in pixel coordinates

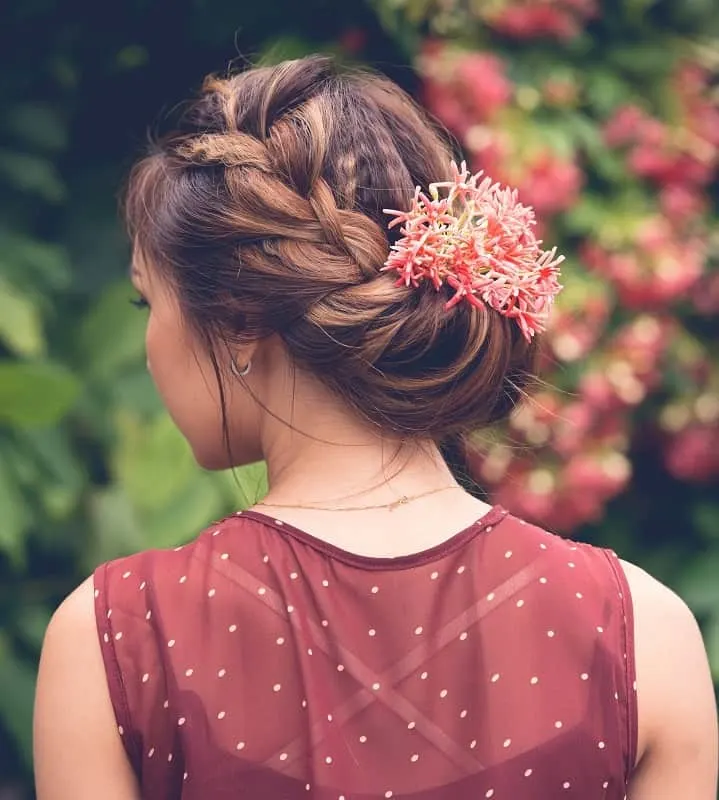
[505,550,513,559]
[168,752,174,761]
[147,747,155,758]
[439,689,448,698]
[236,741,245,751]
[539,542,547,549]
[322,579,329,587]
[305,784,311,791]
[279,752,287,761]
[212,529,221,536]
[470,739,477,749]
[368,628,376,636]
[580,672,589,681]
[122,571,131,579]
[118,725,124,735]
[568,562,575,568]
[220,553,229,560]
[597,626,604,633]
[603,781,609,788]
[563,782,571,789]
[371,586,379,594]
[228,624,237,633]
[94,589,99,598]
[490,673,500,683]
[107,606,113,616]
[337,664,345,672]
[420,671,428,680]
[327,714,333,722]
[486,791,494,799]
[179,576,187,584]
[302,699,307,707]
[273,683,281,692]
[290,572,298,580]
[276,637,285,645]
[430,571,439,580]
[307,648,313,656]
[598,741,605,749]
[486,526,493,533]
[487,592,495,601]
[263,554,269,563]
[410,753,419,762]
[115,631,123,641]
[178,717,186,726]
[163,700,169,708]
[103,633,109,643]
[321,619,329,627]
[539,577,548,584]
[459,631,468,641]
[257,587,266,596]
[142,673,150,683]
[633,680,637,691]
[372,682,380,691]
[516,599,525,608]
[555,720,563,729]
[287,604,294,613]
[457,565,466,574]
[359,735,367,743]
[145,610,152,620]
[503,738,511,748]
[414,626,423,635]
[183,772,188,781]
[185,668,193,677]
[325,756,333,765]
[407,721,416,730]
[274,519,284,526]
[168,639,175,648]
[385,792,393,798]
[530,676,539,685]
[547,630,556,638]
[524,768,533,777]
[460,709,468,718]
[576,592,583,599]
[218,668,226,678]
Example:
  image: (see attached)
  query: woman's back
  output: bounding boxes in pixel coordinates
[94,507,635,799]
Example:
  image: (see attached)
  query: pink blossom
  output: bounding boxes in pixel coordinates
[382,162,564,341]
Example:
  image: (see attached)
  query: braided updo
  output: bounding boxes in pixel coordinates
[124,55,537,442]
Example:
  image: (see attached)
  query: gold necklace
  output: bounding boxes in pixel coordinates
[256,484,463,513]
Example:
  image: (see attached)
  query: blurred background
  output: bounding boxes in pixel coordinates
[1,0,718,796]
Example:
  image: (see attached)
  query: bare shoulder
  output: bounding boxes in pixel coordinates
[34,577,139,800]
[618,558,718,799]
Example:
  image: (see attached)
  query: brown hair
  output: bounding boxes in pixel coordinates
[124,55,537,448]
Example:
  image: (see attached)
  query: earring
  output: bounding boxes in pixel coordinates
[230,357,252,378]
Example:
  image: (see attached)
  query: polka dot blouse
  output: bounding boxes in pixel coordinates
[93,505,637,799]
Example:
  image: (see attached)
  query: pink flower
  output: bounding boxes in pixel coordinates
[456,53,513,121]
[382,162,564,341]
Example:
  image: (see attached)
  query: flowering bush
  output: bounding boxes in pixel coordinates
[390,2,719,533]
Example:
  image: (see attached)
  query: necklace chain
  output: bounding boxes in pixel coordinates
[256,484,462,513]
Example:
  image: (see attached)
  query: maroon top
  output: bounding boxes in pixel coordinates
[93,506,637,799]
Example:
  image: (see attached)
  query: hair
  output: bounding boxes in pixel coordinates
[124,55,537,456]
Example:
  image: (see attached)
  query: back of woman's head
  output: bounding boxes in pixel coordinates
[125,55,537,441]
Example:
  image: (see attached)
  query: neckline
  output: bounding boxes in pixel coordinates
[234,504,509,570]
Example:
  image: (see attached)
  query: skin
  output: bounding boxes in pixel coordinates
[34,259,718,798]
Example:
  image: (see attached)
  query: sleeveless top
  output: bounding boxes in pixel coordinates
[93,506,637,800]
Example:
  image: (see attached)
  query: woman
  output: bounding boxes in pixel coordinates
[34,55,717,799]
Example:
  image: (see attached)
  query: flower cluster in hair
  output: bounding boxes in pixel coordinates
[382,161,564,341]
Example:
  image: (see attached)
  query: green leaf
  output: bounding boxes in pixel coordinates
[113,413,196,512]
[222,461,269,508]
[0,361,80,427]
[5,103,68,152]
[86,486,146,567]
[0,278,45,357]
[0,457,31,565]
[0,149,65,202]
[701,614,719,681]
[0,633,36,768]
[141,471,226,549]
[0,231,72,291]
[78,280,147,381]
[677,551,719,616]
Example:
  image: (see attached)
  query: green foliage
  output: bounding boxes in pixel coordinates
[0,0,717,796]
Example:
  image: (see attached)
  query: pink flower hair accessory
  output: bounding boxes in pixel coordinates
[381,161,564,341]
